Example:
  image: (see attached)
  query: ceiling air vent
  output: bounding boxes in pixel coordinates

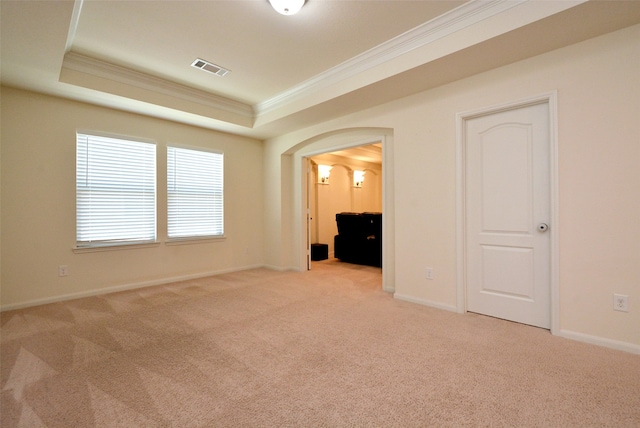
[191,58,229,77]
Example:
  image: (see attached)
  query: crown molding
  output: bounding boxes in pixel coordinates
[61,51,255,120]
[254,0,525,117]
[65,0,84,53]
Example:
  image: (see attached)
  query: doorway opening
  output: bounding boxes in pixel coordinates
[289,127,395,292]
[307,144,383,268]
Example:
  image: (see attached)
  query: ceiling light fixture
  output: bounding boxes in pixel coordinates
[268,0,306,16]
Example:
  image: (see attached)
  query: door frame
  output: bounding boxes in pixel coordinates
[455,92,559,334]
[305,157,312,270]
[289,127,394,292]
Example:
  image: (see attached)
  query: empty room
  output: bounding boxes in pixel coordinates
[2,1,639,426]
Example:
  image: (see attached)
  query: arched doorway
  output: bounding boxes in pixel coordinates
[285,127,395,292]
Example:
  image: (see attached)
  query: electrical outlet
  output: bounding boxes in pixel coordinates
[426,267,434,280]
[613,294,628,312]
[58,265,68,277]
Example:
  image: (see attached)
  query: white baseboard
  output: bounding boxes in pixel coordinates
[556,329,640,355]
[393,294,640,355]
[262,264,300,272]
[0,264,267,312]
[393,293,458,313]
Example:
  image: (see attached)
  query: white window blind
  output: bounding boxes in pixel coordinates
[167,146,224,239]
[76,133,156,247]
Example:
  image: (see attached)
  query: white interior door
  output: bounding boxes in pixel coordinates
[465,102,550,329]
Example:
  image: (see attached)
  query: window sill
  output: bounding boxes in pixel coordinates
[72,236,226,252]
[73,241,161,253]
[165,236,226,246]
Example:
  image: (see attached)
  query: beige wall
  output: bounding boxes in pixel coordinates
[264,25,640,349]
[1,87,264,308]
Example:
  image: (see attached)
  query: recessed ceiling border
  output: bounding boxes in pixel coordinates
[60,52,254,125]
[254,0,528,117]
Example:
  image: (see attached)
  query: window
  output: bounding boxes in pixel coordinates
[76,132,156,247]
[167,146,224,239]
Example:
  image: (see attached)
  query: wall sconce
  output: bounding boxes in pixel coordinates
[354,170,365,188]
[318,165,332,185]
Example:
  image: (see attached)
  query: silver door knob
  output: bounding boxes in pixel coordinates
[537,223,549,232]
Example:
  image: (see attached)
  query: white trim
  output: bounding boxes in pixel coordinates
[0,265,267,312]
[455,108,466,314]
[548,93,560,335]
[298,137,385,159]
[262,264,298,272]
[167,142,224,156]
[65,0,84,53]
[381,134,395,293]
[73,241,161,254]
[393,293,458,313]
[557,330,640,355]
[164,236,226,246]
[76,128,157,146]
[62,52,254,120]
[455,91,559,327]
[255,0,525,117]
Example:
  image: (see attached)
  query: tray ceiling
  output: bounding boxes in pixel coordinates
[2,0,640,139]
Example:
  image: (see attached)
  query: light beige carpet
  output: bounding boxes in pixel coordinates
[2,260,639,427]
